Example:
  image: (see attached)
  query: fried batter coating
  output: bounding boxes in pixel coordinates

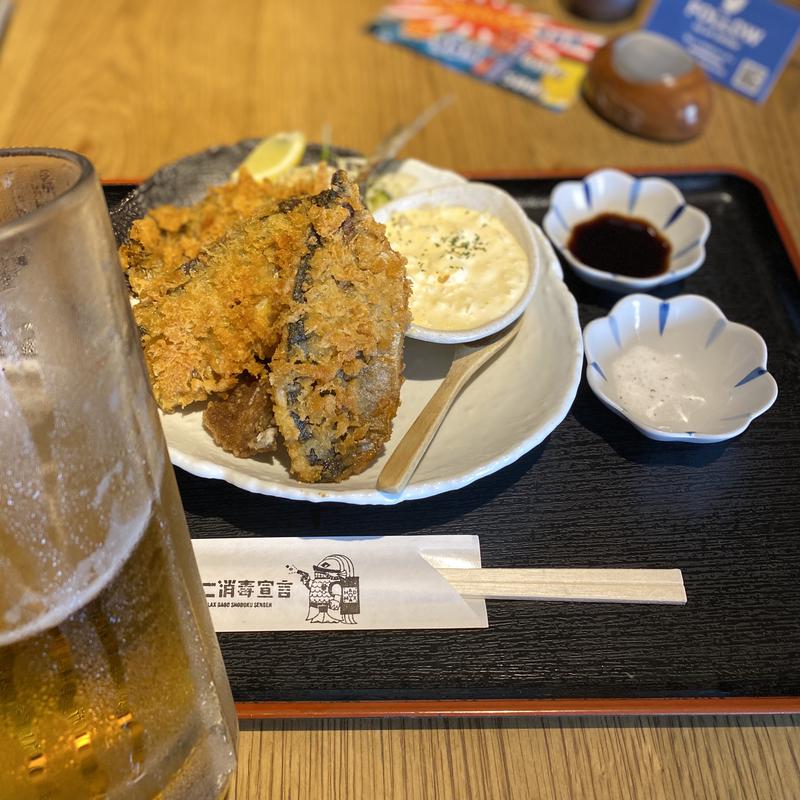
[269,171,410,483]
[133,204,311,410]
[120,165,333,299]
[202,374,277,458]
[123,164,409,482]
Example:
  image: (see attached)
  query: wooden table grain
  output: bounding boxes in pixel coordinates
[1,1,798,798]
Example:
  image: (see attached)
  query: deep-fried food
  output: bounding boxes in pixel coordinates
[202,374,277,458]
[123,165,410,482]
[269,171,410,482]
[120,165,333,299]
[132,202,306,410]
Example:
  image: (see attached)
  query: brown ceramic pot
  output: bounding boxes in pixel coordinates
[584,32,712,142]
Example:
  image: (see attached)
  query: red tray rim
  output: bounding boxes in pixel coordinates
[105,166,800,719]
[235,696,800,719]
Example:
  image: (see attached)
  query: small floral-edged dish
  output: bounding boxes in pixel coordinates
[543,169,711,292]
[583,294,777,443]
[373,182,541,344]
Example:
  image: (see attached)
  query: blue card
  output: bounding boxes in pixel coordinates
[645,0,800,102]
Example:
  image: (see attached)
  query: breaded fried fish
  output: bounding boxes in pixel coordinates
[133,202,309,410]
[120,165,333,299]
[269,171,410,483]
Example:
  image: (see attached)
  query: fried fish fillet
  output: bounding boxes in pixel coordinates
[127,166,409,482]
[132,202,309,410]
[269,171,410,482]
[120,165,333,299]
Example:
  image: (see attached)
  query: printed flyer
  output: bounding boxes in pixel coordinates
[646,0,800,102]
[369,0,605,111]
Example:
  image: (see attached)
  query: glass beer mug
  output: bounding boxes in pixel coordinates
[0,149,238,798]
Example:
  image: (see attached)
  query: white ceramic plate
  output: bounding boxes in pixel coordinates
[161,223,583,504]
[127,155,582,503]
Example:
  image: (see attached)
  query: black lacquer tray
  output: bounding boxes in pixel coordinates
[104,170,800,717]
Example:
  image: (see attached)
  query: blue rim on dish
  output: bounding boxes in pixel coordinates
[583,293,777,443]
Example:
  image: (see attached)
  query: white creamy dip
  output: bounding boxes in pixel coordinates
[384,206,529,331]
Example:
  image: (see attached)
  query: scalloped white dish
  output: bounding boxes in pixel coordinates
[120,153,583,504]
[583,294,777,443]
[373,182,540,344]
[543,169,711,292]
[163,223,582,503]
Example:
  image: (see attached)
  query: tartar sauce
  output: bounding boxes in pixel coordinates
[384,206,528,331]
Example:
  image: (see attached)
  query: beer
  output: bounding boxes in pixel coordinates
[0,148,238,798]
[0,469,237,800]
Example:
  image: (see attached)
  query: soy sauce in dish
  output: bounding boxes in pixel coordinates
[567,213,671,278]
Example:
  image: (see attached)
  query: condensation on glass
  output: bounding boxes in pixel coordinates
[0,149,237,799]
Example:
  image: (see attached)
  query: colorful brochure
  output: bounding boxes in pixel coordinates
[369,0,605,111]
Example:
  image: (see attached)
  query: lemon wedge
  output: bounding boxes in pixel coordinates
[233,132,306,181]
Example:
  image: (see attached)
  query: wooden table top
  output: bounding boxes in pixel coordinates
[2,1,798,798]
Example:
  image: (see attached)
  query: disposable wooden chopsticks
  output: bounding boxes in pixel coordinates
[435,568,686,605]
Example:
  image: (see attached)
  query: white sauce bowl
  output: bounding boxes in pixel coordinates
[543,169,711,292]
[583,294,777,442]
[373,183,540,343]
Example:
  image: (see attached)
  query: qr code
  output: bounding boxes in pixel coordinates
[731,59,769,97]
